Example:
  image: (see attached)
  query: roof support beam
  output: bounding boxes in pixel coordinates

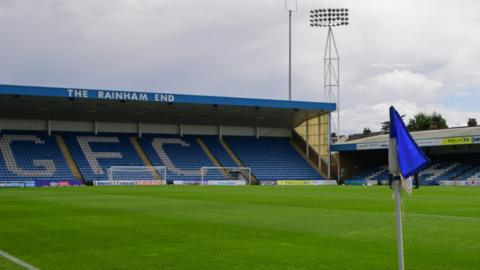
[179,124,183,137]
[47,120,52,136]
[93,121,98,135]
[218,125,223,140]
[327,114,331,179]
[138,122,142,138]
[306,120,310,158]
[256,126,260,139]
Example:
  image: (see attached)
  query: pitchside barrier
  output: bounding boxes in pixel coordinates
[276,180,337,186]
[0,181,32,187]
[345,179,480,186]
[344,180,389,186]
[0,180,81,188]
[172,180,248,186]
[94,180,164,186]
[439,180,480,186]
[200,167,251,186]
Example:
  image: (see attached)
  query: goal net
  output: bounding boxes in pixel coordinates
[200,167,251,186]
[93,166,167,186]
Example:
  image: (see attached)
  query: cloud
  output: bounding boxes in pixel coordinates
[454,91,471,97]
[341,99,480,134]
[371,63,423,71]
[345,69,443,107]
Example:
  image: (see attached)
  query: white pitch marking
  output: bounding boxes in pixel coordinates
[0,249,40,270]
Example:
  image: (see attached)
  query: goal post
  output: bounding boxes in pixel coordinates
[93,166,167,186]
[200,166,251,186]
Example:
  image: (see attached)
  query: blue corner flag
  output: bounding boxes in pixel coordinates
[389,106,429,178]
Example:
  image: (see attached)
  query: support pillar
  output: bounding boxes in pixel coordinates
[317,117,321,171]
[47,120,52,136]
[328,114,331,179]
[306,120,309,158]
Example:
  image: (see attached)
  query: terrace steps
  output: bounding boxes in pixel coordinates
[289,141,323,176]
[129,137,162,181]
[196,138,230,179]
[55,135,83,181]
[220,139,258,184]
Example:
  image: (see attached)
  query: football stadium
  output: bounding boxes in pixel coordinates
[1,1,480,270]
[0,84,479,270]
[0,83,335,187]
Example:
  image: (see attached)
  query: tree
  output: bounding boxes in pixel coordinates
[407,112,448,131]
[363,127,371,135]
[381,121,390,133]
[381,115,405,133]
[468,118,477,127]
[430,112,448,129]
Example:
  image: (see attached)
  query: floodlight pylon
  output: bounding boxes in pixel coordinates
[310,8,349,182]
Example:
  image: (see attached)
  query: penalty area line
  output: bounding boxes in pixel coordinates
[0,249,40,270]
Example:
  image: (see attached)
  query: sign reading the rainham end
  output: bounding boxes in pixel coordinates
[66,89,175,103]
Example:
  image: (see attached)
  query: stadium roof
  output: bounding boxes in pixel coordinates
[0,84,335,128]
[332,126,480,151]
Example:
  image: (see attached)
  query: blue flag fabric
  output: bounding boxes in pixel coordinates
[389,106,430,178]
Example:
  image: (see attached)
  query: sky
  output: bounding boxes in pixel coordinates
[0,0,479,135]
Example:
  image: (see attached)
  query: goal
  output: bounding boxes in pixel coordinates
[93,166,167,186]
[200,166,251,186]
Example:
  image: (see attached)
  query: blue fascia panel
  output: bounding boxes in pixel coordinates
[0,84,336,112]
[331,143,357,152]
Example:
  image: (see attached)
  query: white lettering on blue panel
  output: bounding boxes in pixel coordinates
[67,89,88,98]
[68,89,174,103]
[76,137,122,174]
[0,135,56,177]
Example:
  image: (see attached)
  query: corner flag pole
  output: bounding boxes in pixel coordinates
[388,137,404,270]
[388,106,430,270]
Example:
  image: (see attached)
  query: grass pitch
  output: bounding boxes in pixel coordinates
[0,186,479,270]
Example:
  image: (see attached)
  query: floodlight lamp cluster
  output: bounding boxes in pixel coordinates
[310,8,349,27]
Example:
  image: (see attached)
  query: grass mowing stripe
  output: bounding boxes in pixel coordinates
[0,249,40,270]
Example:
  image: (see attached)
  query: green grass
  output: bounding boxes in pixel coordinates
[0,186,479,270]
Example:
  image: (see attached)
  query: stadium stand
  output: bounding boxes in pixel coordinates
[0,84,338,186]
[200,136,238,168]
[224,136,323,181]
[346,166,387,181]
[0,131,75,181]
[345,154,480,185]
[0,130,325,184]
[9,127,480,186]
[139,135,225,182]
[62,133,153,182]
[456,165,480,180]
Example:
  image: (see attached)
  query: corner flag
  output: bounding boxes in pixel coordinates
[389,106,429,178]
[388,106,430,270]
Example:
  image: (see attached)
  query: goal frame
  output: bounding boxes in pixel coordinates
[200,166,251,186]
[93,166,167,186]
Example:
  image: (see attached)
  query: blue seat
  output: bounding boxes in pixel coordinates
[63,132,150,182]
[0,131,75,182]
[140,135,222,181]
[224,136,323,181]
